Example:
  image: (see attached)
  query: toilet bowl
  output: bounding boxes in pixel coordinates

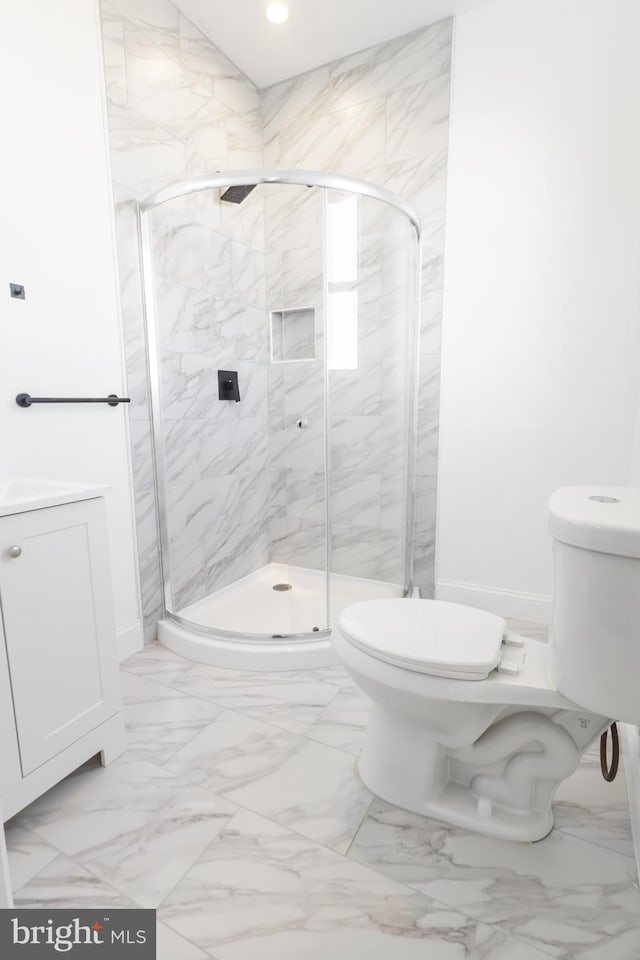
[332,486,640,841]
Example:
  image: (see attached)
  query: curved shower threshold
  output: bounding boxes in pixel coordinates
[158,563,402,671]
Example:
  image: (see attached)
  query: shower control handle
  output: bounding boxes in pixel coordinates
[7,545,22,559]
[295,418,309,429]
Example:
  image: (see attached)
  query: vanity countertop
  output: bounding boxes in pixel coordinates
[0,476,110,516]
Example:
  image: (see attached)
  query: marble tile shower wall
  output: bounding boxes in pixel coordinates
[262,21,451,595]
[265,185,327,571]
[100,0,268,635]
[265,187,415,584]
[102,2,450,638]
[149,193,271,612]
[329,216,415,584]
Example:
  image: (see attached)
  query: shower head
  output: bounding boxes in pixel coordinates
[219,184,256,204]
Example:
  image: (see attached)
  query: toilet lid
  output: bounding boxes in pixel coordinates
[337,599,507,680]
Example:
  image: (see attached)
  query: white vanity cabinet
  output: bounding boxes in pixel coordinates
[0,482,126,825]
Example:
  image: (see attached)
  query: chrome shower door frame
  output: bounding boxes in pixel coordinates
[138,168,421,642]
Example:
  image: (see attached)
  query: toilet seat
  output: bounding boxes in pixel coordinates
[337,599,507,680]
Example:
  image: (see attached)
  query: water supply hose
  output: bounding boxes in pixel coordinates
[600,722,619,782]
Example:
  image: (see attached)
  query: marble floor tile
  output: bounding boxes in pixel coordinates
[4,820,60,891]
[170,664,340,736]
[304,663,356,688]
[224,738,373,853]
[6,639,636,960]
[121,640,197,685]
[14,854,133,908]
[553,800,636,859]
[164,709,303,794]
[6,754,107,832]
[160,807,552,960]
[157,920,211,960]
[348,799,640,960]
[554,758,628,806]
[167,662,272,700]
[121,672,224,764]
[306,686,372,756]
[19,754,237,908]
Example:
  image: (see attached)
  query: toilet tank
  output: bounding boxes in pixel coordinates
[548,486,640,725]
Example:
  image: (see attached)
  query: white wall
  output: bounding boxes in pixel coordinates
[437,0,640,620]
[0,0,142,656]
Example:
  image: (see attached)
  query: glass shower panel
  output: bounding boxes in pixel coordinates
[326,190,417,620]
[146,187,274,629]
[141,173,418,651]
[265,184,328,633]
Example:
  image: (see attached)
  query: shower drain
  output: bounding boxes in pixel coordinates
[272,582,293,591]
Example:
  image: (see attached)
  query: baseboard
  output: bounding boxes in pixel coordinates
[619,724,640,884]
[117,619,144,660]
[435,579,551,624]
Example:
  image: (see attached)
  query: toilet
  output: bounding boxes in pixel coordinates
[332,487,640,841]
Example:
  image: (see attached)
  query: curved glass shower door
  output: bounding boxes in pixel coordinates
[265,183,329,634]
[140,171,419,649]
[326,190,418,619]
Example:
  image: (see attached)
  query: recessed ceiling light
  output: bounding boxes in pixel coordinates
[265,3,289,24]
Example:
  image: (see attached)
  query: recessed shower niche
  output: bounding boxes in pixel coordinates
[139,170,420,669]
[270,307,316,363]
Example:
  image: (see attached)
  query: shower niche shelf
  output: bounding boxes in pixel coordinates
[270,306,316,363]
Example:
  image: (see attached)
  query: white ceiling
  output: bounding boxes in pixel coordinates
[172,0,492,88]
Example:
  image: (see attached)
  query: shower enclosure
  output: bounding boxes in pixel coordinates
[139,170,421,669]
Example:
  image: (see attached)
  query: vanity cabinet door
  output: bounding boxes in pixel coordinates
[0,615,21,795]
[0,499,120,776]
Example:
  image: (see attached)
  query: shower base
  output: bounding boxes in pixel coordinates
[158,562,403,671]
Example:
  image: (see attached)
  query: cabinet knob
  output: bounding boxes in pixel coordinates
[7,545,22,559]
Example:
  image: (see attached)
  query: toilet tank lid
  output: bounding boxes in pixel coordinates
[549,486,640,558]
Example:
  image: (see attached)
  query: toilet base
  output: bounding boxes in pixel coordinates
[358,757,554,842]
[357,703,591,842]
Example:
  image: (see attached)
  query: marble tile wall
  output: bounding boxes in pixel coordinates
[102,3,450,638]
[265,195,416,584]
[150,194,271,610]
[265,185,327,571]
[100,0,268,633]
[262,21,452,595]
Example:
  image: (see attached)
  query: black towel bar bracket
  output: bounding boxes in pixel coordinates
[16,393,131,408]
